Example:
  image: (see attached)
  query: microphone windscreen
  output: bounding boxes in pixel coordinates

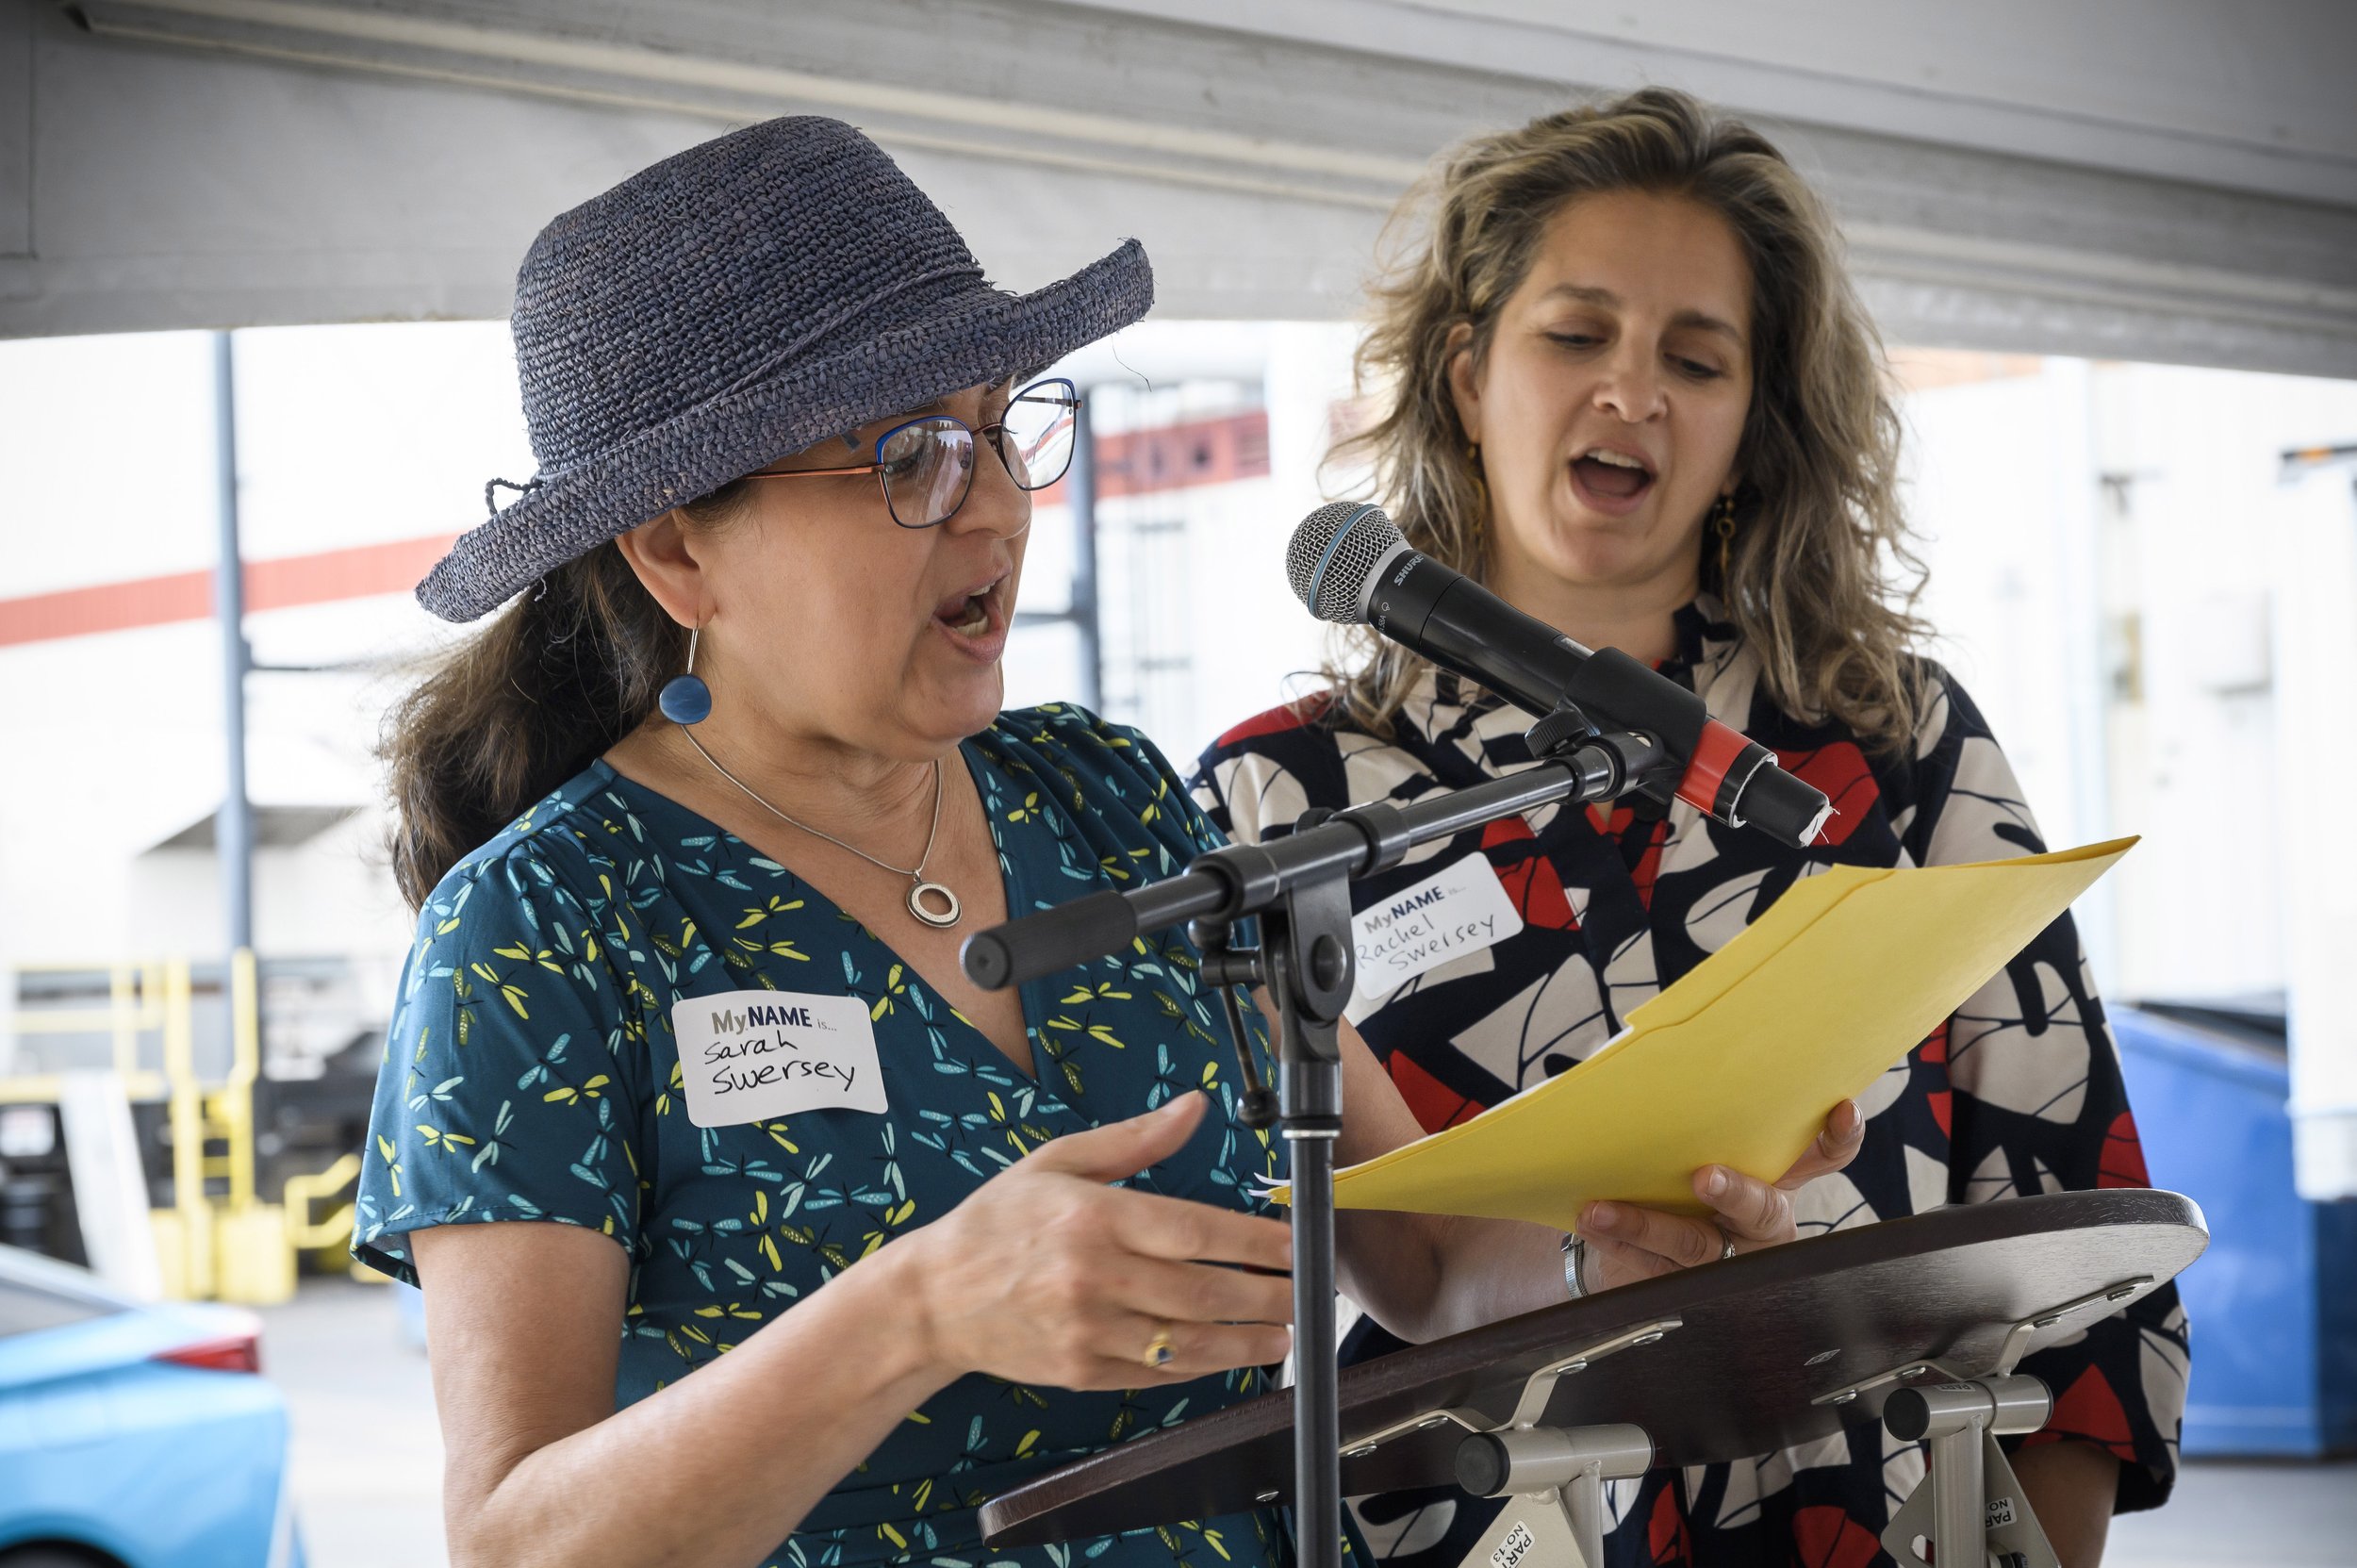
[1286,502,1402,624]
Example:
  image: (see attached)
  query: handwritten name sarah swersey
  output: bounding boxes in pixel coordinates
[702,1003,857,1097]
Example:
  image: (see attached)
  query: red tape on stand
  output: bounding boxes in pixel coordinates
[1675,720,1753,821]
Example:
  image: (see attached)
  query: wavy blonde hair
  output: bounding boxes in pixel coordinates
[1329,86,1927,751]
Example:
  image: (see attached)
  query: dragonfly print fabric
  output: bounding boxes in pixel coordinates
[1192,600,2188,1568]
[354,706,1310,1568]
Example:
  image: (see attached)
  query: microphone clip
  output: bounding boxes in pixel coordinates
[1524,699,1678,812]
[1189,916,1280,1130]
[1523,695,1603,760]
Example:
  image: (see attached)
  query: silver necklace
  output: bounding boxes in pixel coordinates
[678,728,963,929]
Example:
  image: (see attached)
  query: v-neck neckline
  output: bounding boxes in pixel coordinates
[585,737,1049,1089]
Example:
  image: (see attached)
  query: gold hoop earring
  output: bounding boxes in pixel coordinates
[1711,493,1739,582]
[1467,442,1488,513]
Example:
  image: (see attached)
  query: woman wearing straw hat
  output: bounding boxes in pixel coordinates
[354,117,1871,1568]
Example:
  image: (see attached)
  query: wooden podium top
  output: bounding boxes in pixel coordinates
[981,1189,2204,1547]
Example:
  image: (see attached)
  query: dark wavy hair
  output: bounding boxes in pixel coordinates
[380,485,748,909]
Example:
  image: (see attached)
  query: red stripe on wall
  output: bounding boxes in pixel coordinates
[245,535,458,615]
[1097,409,1271,499]
[0,412,1275,650]
[1030,408,1271,506]
[0,534,459,649]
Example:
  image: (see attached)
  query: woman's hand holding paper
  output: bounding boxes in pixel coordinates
[1573,1098,1864,1289]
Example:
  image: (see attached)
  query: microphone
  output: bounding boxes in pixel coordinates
[1288,502,1833,848]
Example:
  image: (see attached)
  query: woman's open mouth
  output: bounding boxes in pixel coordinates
[931,574,1011,662]
[1567,445,1656,517]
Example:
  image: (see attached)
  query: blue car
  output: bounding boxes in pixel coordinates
[0,1245,303,1567]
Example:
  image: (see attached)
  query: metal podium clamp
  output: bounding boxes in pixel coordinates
[1330,1317,1683,1458]
[1880,1377,2057,1568]
[1453,1424,1653,1568]
[1320,1319,1680,1568]
[1803,1276,2154,1568]
[1808,1275,2155,1411]
[1983,1277,2153,1379]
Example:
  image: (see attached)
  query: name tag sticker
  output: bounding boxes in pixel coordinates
[672,989,888,1128]
[1353,852,1525,999]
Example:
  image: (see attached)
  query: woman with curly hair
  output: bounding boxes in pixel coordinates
[1194,87,2185,1568]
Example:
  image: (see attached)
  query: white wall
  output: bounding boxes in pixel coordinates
[1085,323,1355,762]
[0,322,525,977]
[2090,364,2357,1005]
[1903,357,2357,1007]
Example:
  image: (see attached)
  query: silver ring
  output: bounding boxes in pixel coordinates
[1560,1232,1590,1299]
[1718,1230,1738,1263]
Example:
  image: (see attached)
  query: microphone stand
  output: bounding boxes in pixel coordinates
[962,713,1701,1568]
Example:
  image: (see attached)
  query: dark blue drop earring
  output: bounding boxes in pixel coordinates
[659,624,713,725]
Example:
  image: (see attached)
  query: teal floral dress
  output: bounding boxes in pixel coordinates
[354,706,1294,1568]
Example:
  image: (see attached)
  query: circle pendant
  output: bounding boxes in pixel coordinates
[908,880,962,929]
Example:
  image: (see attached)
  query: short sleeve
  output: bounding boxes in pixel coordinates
[352,846,645,1285]
[1012,704,1236,863]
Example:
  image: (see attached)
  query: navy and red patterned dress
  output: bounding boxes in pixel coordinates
[1190,599,2187,1568]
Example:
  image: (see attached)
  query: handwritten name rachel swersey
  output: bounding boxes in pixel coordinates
[1358,907,1502,979]
[1349,854,1525,997]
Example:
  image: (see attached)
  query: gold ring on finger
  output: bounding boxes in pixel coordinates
[1142,1323,1176,1370]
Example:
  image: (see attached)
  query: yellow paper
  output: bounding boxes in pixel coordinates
[1276,837,2134,1230]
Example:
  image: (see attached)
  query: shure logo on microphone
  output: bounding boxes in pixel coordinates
[1392,559,1415,586]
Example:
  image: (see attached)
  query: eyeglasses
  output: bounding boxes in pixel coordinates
[747,377,1080,529]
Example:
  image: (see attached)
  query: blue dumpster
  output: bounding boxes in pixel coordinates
[2114,1003,2357,1456]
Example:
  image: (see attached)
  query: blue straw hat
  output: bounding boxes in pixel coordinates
[418,116,1153,622]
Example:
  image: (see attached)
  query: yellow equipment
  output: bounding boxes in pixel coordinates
[2,952,361,1303]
